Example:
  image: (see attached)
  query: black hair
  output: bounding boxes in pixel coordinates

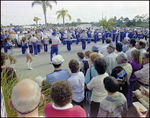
[106,37,112,44]
[92,50,99,53]
[129,38,136,47]
[77,52,84,59]
[4,37,10,43]
[139,41,146,48]
[116,43,123,51]
[94,57,107,74]
[103,76,119,93]
[52,64,61,68]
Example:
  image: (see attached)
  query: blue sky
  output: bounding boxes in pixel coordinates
[1,1,149,26]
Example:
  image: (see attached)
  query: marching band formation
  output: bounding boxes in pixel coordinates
[1,26,149,69]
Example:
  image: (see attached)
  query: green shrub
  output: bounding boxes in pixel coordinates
[1,67,52,117]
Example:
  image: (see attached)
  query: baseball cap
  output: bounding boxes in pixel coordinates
[52,31,56,36]
[91,45,99,51]
[52,55,64,65]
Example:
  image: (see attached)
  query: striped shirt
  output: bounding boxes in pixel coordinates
[98,92,128,117]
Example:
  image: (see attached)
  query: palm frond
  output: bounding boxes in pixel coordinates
[56,10,62,15]
[31,1,42,7]
[46,2,52,10]
[66,14,71,21]
[65,9,68,13]
[57,14,61,20]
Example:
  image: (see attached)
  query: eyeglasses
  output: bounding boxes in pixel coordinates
[12,99,41,115]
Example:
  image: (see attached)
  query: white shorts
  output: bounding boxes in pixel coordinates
[7,49,13,55]
[25,48,29,55]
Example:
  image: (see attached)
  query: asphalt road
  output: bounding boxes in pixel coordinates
[3,40,107,79]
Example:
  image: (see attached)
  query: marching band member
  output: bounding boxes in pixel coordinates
[35,31,41,54]
[80,30,88,50]
[143,27,148,40]
[39,29,44,49]
[112,28,117,42]
[65,30,73,51]
[87,28,92,44]
[1,31,7,53]
[5,37,17,69]
[133,31,138,41]
[18,31,25,55]
[26,31,33,55]
[30,34,38,56]
[22,37,33,70]
[94,29,98,43]
[120,29,124,42]
[75,29,80,44]
[42,30,49,53]
[4,30,10,53]
[49,31,61,63]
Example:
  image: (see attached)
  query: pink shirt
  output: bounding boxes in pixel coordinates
[134,63,149,85]
[44,103,86,117]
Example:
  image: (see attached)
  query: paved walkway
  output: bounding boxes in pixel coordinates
[3,40,106,79]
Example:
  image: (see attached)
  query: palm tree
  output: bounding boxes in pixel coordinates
[56,8,71,29]
[33,17,41,27]
[99,18,114,31]
[31,0,57,30]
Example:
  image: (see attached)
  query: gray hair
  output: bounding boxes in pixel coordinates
[118,53,128,63]
[108,43,116,51]
[124,37,130,42]
[11,79,41,113]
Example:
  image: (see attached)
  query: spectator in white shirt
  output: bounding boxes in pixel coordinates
[134,52,149,89]
[100,37,112,57]
[125,38,137,61]
[136,40,147,58]
[122,37,130,53]
[86,57,108,117]
[104,43,118,75]
[67,59,85,108]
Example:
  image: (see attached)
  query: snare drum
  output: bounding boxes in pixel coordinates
[68,40,72,44]
[87,38,91,42]
[78,38,81,42]
[63,40,67,45]
[81,38,86,41]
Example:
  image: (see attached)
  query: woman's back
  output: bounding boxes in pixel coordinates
[45,103,86,117]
